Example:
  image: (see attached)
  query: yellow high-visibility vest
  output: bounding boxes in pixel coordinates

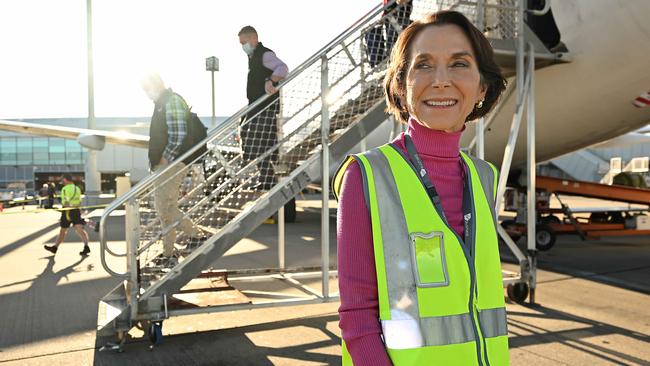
[61,183,81,207]
[333,144,509,366]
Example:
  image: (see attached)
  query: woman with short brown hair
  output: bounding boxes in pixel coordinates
[334,11,509,365]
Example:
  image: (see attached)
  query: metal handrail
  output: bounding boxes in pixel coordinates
[136,72,380,257]
[134,67,380,257]
[99,1,397,276]
[454,0,518,11]
[99,2,384,216]
[102,2,384,216]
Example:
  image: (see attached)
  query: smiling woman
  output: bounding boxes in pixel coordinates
[335,11,509,366]
[384,11,506,127]
[405,25,486,132]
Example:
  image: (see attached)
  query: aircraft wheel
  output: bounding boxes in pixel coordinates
[541,215,561,224]
[148,321,163,346]
[535,224,556,251]
[507,282,529,304]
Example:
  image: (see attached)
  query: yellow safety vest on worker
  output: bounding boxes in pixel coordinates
[61,183,82,207]
[333,144,510,366]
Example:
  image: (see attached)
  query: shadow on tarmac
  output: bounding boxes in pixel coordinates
[0,255,119,352]
[499,236,650,295]
[90,303,650,366]
[508,305,650,365]
[93,313,341,366]
[0,222,60,257]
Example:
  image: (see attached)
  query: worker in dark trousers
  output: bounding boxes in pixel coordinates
[44,174,90,256]
[238,25,288,191]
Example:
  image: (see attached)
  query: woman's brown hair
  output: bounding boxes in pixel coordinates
[384,11,507,124]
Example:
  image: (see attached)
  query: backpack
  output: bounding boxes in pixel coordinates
[172,91,208,166]
[181,109,208,165]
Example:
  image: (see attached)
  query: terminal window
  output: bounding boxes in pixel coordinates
[0,137,85,166]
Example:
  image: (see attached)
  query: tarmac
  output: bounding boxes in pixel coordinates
[0,197,649,366]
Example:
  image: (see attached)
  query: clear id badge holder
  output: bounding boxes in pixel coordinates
[408,231,449,288]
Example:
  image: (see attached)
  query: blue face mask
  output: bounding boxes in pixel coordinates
[242,42,254,56]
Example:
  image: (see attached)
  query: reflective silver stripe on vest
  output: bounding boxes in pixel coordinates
[464,154,497,223]
[363,149,421,322]
[478,307,508,338]
[381,312,476,349]
[380,308,506,350]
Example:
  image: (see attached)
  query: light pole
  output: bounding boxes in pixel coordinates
[85,0,101,201]
[205,56,219,128]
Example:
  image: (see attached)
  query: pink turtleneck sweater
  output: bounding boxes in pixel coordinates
[337,118,465,365]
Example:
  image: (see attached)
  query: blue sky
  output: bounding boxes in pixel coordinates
[0,0,378,119]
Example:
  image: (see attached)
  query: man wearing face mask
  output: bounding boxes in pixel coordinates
[238,25,288,191]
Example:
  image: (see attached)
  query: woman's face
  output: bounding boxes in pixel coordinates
[404,24,486,132]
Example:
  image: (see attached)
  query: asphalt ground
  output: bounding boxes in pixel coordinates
[0,198,649,365]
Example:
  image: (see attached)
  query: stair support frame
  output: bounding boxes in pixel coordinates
[126,197,140,321]
[496,0,539,305]
[526,40,538,304]
[320,55,331,299]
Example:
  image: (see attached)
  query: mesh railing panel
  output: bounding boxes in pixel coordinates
[416,0,518,38]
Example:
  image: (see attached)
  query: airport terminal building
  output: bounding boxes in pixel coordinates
[0,117,151,194]
[0,116,220,195]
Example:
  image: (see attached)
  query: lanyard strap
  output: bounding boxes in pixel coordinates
[404,134,443,210]
[403,134,472,233]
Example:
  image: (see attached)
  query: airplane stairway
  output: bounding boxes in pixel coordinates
[97,0,568,348]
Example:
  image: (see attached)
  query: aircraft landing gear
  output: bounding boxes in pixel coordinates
[507,282,530,304]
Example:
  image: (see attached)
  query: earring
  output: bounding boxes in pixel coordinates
[477,99,484,109]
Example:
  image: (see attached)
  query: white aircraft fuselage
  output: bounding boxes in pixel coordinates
[460,0,650,167]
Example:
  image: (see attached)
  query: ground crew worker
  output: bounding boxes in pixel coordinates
[334,11,509,365]
[44,174,90,256]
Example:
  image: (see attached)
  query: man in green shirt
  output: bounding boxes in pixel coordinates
[141,73,204,265]
[44,174,90,256]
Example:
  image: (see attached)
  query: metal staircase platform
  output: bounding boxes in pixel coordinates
[491,26,571,77]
